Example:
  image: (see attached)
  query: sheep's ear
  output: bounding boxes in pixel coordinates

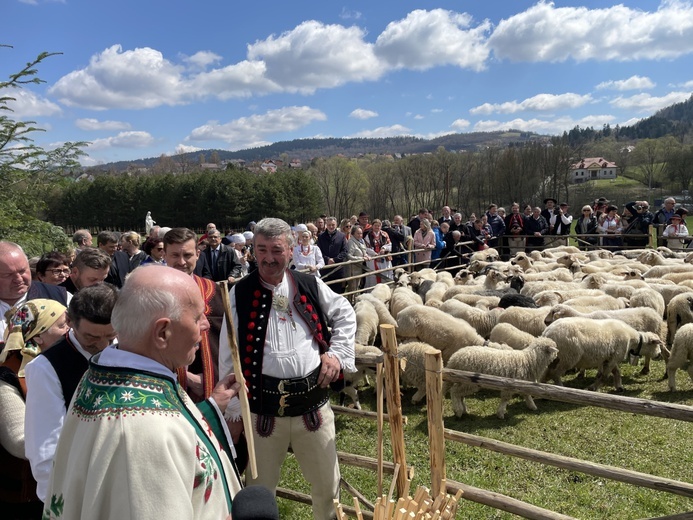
[399,357,408,371]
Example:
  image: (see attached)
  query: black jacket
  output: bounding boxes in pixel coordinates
[204,244,242,282]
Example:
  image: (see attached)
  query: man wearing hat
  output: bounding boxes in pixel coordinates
[624,200,654,248]
[541,198,558,230]
[663,211,689,249]
[548,202,573,246]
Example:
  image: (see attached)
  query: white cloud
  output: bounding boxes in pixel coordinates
[5,89,61,118]
[75,118,131,131]
[350,108,378,119]
[339,8,362,20]
[175,144,202,155]
[610,91,692,112]
[349,124,412,138]
[596,75,655,91]
[186,106,327,150]
[182,50,222,69]
[431,108,443,113]
[473,114,615,134]
[414,114,424,120]
[49,45,187,110]
[489,1,693,62]
[88,131,155,150]
[247,20,382,93]
[375,9,490,71]
[470,93,592,115]
[678,80,693,88]
[451,119,470,130]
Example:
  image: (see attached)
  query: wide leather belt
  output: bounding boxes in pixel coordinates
[257,365,329,417]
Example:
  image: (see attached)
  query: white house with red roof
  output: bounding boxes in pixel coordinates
[570,157,618,184]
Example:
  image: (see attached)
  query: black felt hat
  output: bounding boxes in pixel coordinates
[543,197,558,205]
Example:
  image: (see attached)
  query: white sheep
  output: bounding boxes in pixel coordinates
[629,287,666,318]
[561,295,627,311]
[451,293,501,309]
[533,289,605,307]
[665,293,693,345]
[354,298,379,346]
[390,286,423,319]
[369,283,392,304]
[666,324,693,391]
[396,305,485,362]
[542,318,662,391]
[398,341,439,404]
[423,281,450,308]
[497,307,551,337]
[357,293,398,328]
[439,299,502,339]
[435,271,455,288]
[489,323,538,350]
[339,344,383,409]
[444,338,559,419]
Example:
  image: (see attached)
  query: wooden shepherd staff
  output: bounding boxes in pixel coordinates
[220,281,258,479]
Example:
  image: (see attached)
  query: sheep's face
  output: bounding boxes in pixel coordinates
[510,253,531,269]
[623,270,644,280]
[630,333,663,361]
[544,306,568,325]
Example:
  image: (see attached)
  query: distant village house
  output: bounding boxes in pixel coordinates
[570,157,618,184]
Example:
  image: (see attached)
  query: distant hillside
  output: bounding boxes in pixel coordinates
[96,131,546,172]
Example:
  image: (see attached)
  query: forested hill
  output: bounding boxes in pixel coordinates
[99,131,543,171]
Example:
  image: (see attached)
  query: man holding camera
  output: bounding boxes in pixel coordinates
[548,202,573,247]
[624,200,654,248]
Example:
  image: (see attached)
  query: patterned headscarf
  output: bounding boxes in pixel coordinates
[1,299,67,376]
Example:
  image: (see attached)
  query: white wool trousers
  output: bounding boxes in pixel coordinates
[248,402,340,520]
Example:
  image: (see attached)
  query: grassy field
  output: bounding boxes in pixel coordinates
[274,362,693,519]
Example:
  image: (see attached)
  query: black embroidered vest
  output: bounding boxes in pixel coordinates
[234,270,332,413]
[42,335,90,409]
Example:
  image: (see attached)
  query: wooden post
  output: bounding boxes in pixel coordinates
[425,349,445,497]
[377,362,385,497]
[219,281,258,479]
[380,324,408,498]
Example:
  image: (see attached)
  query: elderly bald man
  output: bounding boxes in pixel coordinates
[44,266,243,520]
[0,242,67,343]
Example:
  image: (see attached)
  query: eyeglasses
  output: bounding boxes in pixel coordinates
[344,225,352,229]
[49,268,71,276]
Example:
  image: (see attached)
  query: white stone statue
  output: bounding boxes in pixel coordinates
[145,211,156,235]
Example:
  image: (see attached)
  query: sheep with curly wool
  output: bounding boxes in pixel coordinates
[497,307,551,337]
[533,289,605,307]
[357,293,397,328]
[337,344,383,409]
[369,283,392,304]
[396,305,485,362]
[489,323,537,350]
[665,293,693,346]
[562,295,627,311]
[666,324,693,391]
[644,264,693,279]
[470,248,500,263]
[424,281,449,308]
[629,287,665,318]
[436,270,455,288]
[542,318,662,391]
[397,341,439,404]
[451,293,501,309]
[439,299,502,338]
[390,286,423,319]
[444,338,559,419]
[354,297,379,346]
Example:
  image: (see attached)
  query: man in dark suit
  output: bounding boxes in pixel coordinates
[203,229,242,283]
[98,231,130,288]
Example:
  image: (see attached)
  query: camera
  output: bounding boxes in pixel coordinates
[634,205,643,211]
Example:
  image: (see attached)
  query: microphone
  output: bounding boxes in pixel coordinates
[231,486,279,520]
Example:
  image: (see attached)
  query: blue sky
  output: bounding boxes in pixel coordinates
[4,0,693,166]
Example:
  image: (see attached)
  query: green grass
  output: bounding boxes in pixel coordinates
[274,363,693,519]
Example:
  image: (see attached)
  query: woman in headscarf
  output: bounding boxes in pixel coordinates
[0,299,68,519]
[413,218,436,268]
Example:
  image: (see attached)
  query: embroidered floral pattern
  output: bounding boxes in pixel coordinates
[193,440,219,503]
[72,368,181,420]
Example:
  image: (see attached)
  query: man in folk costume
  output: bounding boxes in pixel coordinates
[42,266,243,520]
[164,228,224,401]
[219,218,356,520]
[24,284,118,503]
[548,202,573,247]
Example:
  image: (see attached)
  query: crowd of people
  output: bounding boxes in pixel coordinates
[0,194,688,519]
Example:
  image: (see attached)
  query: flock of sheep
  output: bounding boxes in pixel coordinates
[345,245,693,419]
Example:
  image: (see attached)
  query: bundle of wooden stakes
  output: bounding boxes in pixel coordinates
[333,486,463,520]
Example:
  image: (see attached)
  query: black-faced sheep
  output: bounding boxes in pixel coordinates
[666,324,693,392]
[444,338,559,419]
[542,318,662,391]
